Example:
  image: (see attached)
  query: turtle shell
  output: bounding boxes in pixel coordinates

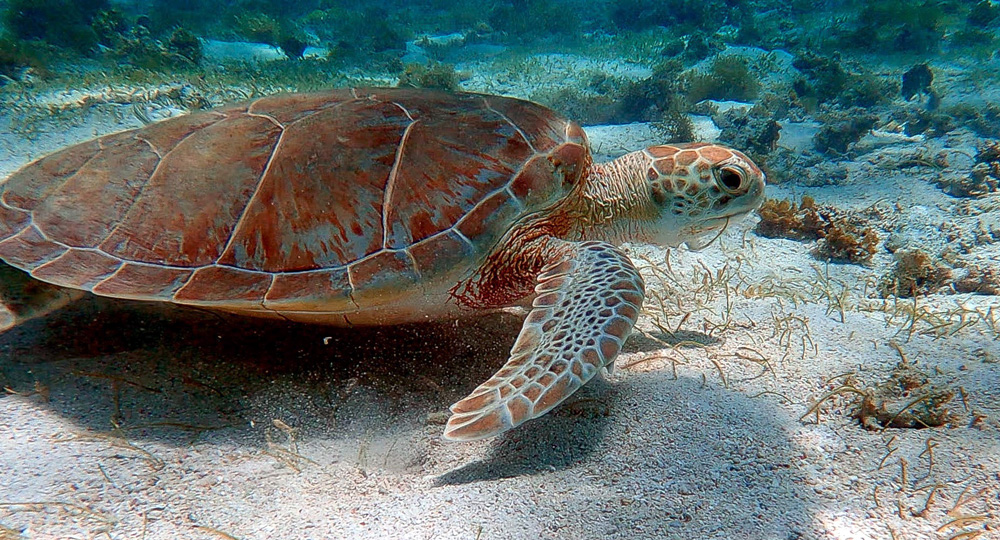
[0,88,589,318]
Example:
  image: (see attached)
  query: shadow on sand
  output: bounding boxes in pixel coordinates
[0,296,520,445]
[434,376,617,485]
[1,295,819,539]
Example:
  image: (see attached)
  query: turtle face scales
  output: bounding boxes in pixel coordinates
[642,143,766,250]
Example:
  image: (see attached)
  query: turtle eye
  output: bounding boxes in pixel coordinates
[715,165,745,194]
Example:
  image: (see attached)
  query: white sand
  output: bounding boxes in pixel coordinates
[0,83,998,540]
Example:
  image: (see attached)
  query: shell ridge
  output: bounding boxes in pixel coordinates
[504,187,525,212]
[389,101,417,122]
[249,91,356,130]
[402,246,423,284]
[135,136,163,159]
[259,272,280,315]
[0,197,28,216]
[27,222,63,247]
[279,98,353,129]
[168,265,198,297]
[450,227,477,251]
[29,247,123,288]
[89,259,128,293]
[33,247,121,279]
[380,116,419,249]
[0,224,68,271]
[89,257,201,298]
[453,182,525,231]
[344,265,360,309]
[483,97,537,155]
[413,225,478,254]
[246,112,284,130]
[216,119,288,264]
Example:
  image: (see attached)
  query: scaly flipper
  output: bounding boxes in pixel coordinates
[0,262,83,331]
[443,241,645,441]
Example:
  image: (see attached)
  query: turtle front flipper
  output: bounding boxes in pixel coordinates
[443,241,645,441]
[0,262,83,331]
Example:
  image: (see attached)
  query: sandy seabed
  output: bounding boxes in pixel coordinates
[0,79,998,540]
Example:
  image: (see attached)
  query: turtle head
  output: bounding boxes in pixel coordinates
[640,143,765,250]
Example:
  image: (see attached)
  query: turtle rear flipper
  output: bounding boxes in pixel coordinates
[0,262,82,331]
[443,241,645,441]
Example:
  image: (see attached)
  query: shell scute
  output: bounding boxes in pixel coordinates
[1,138,102,211]
[483,96,565,151]
[31,249,121,289]
[565,121,587,145]
[35,135,159,248]
[408,230,476,277]
[248,92,352,125]
[0,203,29,239]
[174,266,271,305]
[264,267,353,311]
[348,250,420,306]
[92,263,192,300]
[0,225,67,269]
[218,99,407,272]
[381,96,533,249]
[548,141,589,188]
[455,190,521,253]
[101,114,283,266]
[509,155,556,204]
[139,111,230,155]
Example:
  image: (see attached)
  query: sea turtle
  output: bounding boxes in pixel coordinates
[0,88,765,440]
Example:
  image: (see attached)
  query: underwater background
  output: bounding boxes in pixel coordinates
[0,1,999,539]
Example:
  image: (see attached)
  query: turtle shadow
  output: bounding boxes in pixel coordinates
[0,296,522,449]
[433,376,617,486]
[437,371,818,537]
[2,298,822,539]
